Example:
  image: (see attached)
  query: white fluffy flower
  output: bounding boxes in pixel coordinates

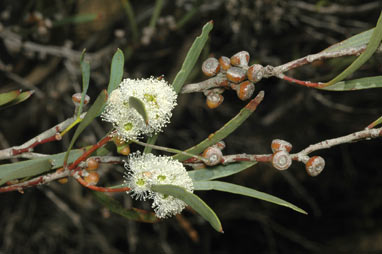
[124,153,194,218]
[101,77,177,141]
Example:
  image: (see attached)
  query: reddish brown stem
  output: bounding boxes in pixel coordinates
[67,135,113,170]
[75,176,131,192]
[281,75,324,88]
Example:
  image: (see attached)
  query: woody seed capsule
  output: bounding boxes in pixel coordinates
[202,57,220,77]
[236,81,255,101]
[226,67,247,83]
[230,51,250,67]
[247,64,264,83]
[206,93,224,109]
[219,56,231,71]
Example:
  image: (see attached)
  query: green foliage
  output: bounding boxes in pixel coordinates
[188,161,257,181]
[107,49,125,96]
[320,76,382,91]
[129,96,148,124]
[194,181,307,214]
[151,184,223,232]
[92,192,158,223]
[325,11,382,86]
[77,50,90,117]
[64,90,108,165]
[0,90,34,110]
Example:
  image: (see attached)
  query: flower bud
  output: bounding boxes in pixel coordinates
[72,93,90,105]
[272,150,292,170]
[84,172,100,185]
[86,158,99,171]
[305,156,325,176]
[202,57,220,77]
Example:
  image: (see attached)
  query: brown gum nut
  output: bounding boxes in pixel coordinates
[271,150,292,171]
[230,51,250,67]
[247,64,264,83]
[202,146,223,166]
[236,81,255,101]
[271,139,293,153]
[305,156,325,176]
[219,56,231,71]
[58,178,68,184]
[206,93,224,109]
[202,57,220,77]
[226,67,246,83]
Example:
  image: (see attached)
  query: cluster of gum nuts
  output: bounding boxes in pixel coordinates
[58,157,100,185]
[271,139,325,176]
[201,51,265,109]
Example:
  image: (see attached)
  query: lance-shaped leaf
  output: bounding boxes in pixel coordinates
[188,161,257,182]
[92,192,158,223]
[107,49,125,95]
[194,181,307,215]
[322,28,374,53]
[77,49,90,117]
[173,91,264,161]
[0,90,21,106]
[151,184,223,232]
[64,90,108,165]
[0,90,34,110]
[320,76,382,91]
[129,96,148,124]
[0,150,83,185]
[324,11,382,87]
[172,21,213,94]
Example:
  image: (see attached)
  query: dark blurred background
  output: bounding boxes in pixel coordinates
[1,1,382,253]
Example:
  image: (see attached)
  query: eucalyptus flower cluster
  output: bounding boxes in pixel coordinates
[101,77,177,141]
[124,152,194,218]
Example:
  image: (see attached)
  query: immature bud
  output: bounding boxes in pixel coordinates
[206,93,224,109]
[236,81,255,101]
[219,56,231,71]
[212,140,226,150]
[202,57,220,77]
[86,158,99,171]
[58,178,68,184]
[117,144,131,156]
[202,146,223,166]
[84,172,100,185]
[113,136,126,146]
[226,67,247,83]
[72,93,90,105]
[271,139,292,153]
[272,150,292,170]
[305,156,325,176]
[247,64,264,83]
[230,51,250,67]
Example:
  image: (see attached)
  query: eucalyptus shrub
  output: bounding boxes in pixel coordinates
[0,12,381,233]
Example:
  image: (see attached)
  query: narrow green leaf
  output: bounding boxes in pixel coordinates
[0,90,34,110]
[0,150,83,185]
[53,13,97,26]
[121,0,139,42]
[194,181,307,215]
[151,184,223,232]
[129,96,148,124]
[325,11,382,87]
[320,76,382,91]
[172,21,213,93]
[107,49,124,95]
[173,91,264,161]
[149,0,164,29]
[64,90,108,165]
[0,159,52,185]
[0,90,21,106]
[92,192,158,223]
[77,49,90,117]
[144,21,213,151]
[322,28,374,53]
[188,161,257,181]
